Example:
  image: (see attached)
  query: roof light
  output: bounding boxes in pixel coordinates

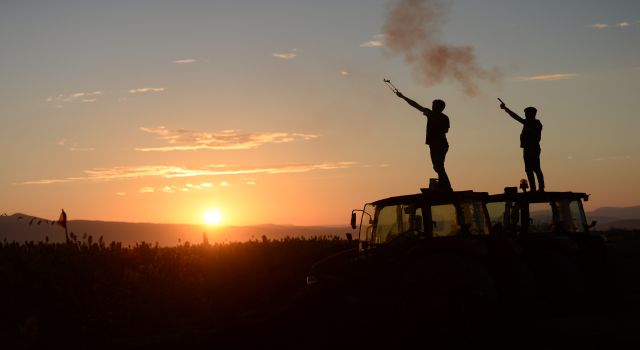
[519,179,529,192]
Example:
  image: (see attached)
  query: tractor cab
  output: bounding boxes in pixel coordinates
[486,183,597,237]
[351,188,491,251]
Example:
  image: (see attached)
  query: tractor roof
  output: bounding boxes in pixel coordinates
[370,189,489,207]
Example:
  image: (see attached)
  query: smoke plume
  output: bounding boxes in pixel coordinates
[383,0,500,96]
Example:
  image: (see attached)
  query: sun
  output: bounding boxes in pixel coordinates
[203,209,223,226]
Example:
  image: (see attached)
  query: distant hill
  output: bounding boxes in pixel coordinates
[588,206,640,220]
[586,206,640,230]
[0,213,353,246]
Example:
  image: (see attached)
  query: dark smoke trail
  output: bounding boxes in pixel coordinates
[383,0,500,96]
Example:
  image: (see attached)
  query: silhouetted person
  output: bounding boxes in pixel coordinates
[500,101,545,192]
[396,91,452,190]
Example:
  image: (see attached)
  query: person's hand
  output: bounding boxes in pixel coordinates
[395,91,403,98]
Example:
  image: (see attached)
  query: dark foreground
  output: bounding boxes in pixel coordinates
[2,231,640,349]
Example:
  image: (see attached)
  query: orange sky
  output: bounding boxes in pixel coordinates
[1,1,639,225]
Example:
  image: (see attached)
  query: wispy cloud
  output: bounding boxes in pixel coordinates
[139,181,231,194]
[47,91,102,106]
[56,138,95,152]
[360,33,385,47]
[519,73,577,81]
[129,87,165,94]
[272,51,297,60]
[617,21,630,28]
[173,58,197,64]
[116,192,126,196]
[22,162,357,185]
[137,127,320,152]
[69,147,96,152]
[360,40,384,47]
[591,23,608,29]
[340,71,349,76]
[592,155,631,161]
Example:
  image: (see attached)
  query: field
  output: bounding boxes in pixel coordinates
[0,235,353,349]
[3,230,640,349]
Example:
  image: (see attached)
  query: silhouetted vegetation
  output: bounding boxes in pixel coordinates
[0,235,352,349]
[3,230,640,349]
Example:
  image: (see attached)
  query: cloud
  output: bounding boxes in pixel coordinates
[139,181,235,194]
[519,73,577,81]
[57,138,94,152]
[591,155,631,161]
[272,52,297,60]
[136,127,320,151]
[591,23,608,29]
[340,71,349,76]
[360,40,384,47]
[617,21,630,28]
[173,58,197,64]
[47,91,102,105]
[129,87,165,94]
[116,192,126,196]
[22,162,357,185]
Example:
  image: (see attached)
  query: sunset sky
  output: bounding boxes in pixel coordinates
[1,0,639,226]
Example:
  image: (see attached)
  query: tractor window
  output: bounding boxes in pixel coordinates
[431,204,460,237]
[486,201,506,229]
[359,204,377,245]
[555,200,587,233]
[529,203,554,233]
[567,200,587,232]
[372,204,424,244]
[529,200,587,233]
[461,200,490,235]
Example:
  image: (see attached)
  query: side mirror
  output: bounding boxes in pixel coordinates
[588,221,597,229]
[350,212,357,229]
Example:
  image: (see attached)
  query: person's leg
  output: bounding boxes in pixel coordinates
[532,148,544,191]
[430,145,451,189]
[523,149,537,192]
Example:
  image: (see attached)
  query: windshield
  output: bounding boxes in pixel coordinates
[431,204,459,237]
[530,199,587,233]
[487,201,522,232]
[461,200,490,235]
[359,203,377,244]
[367,203,424,245]
[488,198,588,234]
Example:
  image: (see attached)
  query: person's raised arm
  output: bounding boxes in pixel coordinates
[500,101,524,123]
[396,91,430,114]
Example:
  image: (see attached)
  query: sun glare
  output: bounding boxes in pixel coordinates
[203,209,223,226]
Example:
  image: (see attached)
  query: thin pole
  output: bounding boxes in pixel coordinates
[384,79,399,93]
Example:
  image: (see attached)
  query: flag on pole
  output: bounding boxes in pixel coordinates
[57,209,67,229]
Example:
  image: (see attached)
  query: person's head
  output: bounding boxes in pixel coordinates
[524,107,537,119]
[432,99,446,113]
